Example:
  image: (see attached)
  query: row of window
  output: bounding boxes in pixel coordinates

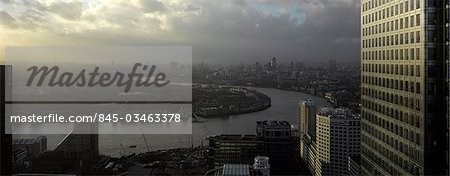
[362,48,421,61]
[362,0,421,24]
[329,131,359,135]
[362,87,421,115]
[363,31,422,48]
[330,137,359,141]
[362,63,421,77]
[362,86,421,111]
[363,14,420,36]
[362,76,421,96]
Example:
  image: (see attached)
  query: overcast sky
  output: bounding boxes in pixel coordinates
[0,0,360,64]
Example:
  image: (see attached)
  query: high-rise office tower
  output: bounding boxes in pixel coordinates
[361,0,448,175]
[256,120,294,171]
[255,61,262,79]
[299,105,361,176]
[315,107,361,176]
[299,100,319,175]
[328,59,337,72]
[296,62,304,72]
[299,99,316,141]
[290,61,294,73]
[271,57,278,72]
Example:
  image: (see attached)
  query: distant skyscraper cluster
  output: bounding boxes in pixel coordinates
[361,0,448,175]
[299,100,360,176]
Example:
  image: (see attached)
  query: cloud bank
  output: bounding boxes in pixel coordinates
[0,0,360,63]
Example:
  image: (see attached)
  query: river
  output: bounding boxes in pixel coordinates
[15,87,331,157]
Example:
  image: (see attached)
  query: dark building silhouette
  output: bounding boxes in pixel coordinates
[255,62,262,79]
[296,62,304,72]
[53,123,99,167]
[256,120,294,170]
[1,65,12,175]
[270,57,278,72]
[207,121,298,174]
[207,134,263,168]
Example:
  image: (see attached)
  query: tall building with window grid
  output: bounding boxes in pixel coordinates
[315,107,361,176]
[360,0,448,175]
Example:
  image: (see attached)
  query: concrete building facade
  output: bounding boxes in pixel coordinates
[299,105,360,176]
[361,0,448,175]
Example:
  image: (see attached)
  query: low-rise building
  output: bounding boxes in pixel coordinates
[206,156,270,176]
[207,135,263,168]
[13,136,47,158]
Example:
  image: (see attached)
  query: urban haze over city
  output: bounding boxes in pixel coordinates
[0,0,449,176]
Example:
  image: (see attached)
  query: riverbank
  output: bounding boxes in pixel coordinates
[193,86,271,117]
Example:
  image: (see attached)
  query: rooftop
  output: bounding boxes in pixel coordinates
[256,120,291,128]
[301,99,314,106]
[317,107,359,120]
[207,134,259,141]
[13,136,46,145]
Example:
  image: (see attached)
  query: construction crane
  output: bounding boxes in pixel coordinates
[141,128,151,153]
[120,143,126,156]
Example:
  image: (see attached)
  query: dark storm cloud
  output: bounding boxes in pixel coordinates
[293,0,360,63]
[172,0,360,63]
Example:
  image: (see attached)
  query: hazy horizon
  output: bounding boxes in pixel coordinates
[0,0,360,64]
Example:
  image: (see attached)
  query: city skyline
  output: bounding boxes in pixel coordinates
[2,0,450,175]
